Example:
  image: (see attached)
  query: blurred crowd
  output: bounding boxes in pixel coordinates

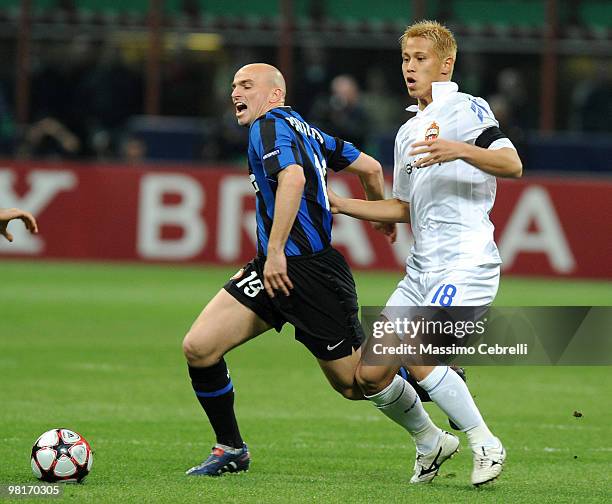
[0,38,610,166]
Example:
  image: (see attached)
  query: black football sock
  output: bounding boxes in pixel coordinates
[188,360,243,449]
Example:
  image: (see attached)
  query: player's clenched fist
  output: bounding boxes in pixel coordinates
[0,207,39,242]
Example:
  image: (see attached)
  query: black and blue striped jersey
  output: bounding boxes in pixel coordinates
[247,106,360,257]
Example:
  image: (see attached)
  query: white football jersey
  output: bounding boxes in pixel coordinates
[393,81,515,272]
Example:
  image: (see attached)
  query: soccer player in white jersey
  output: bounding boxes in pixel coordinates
[329,20,522,486]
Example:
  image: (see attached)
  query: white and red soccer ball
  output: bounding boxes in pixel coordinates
[31,428,93,483]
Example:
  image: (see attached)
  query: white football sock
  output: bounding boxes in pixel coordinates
[418,366,497,448]
[366,374,442,454]
[464,424,499,449]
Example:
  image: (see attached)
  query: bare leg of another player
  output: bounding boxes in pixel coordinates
[316,349,446,403]
[182,289,271,476]
[317,347,364,400]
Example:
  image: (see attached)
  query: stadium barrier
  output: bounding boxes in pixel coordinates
[1,161,610,279]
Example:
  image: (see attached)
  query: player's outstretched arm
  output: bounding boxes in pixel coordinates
[410,139,522,178]
[328,190,410,224]
[264,164,305,297]
[344,153,397,242]
[0,207,39,242]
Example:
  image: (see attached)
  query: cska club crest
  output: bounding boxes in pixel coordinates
[425,121,440,141]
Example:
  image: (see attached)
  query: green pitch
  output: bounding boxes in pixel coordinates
[1,261,610,503]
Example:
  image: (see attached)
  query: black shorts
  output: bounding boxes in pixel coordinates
[224,247,364,361]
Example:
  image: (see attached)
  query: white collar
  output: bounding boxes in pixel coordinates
[405,81,459,113]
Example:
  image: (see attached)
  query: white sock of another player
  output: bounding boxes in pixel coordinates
[366,374,442,454]
[418,366,498,448]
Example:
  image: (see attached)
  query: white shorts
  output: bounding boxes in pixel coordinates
[385,264,500,308]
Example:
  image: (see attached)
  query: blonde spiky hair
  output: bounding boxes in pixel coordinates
[400,20,457,62]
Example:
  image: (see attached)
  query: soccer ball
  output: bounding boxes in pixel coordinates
[31,428,93,483]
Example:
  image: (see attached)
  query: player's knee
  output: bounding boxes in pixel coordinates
[355,364,389,396]
[182,330,223,367]
[181,334,200,363]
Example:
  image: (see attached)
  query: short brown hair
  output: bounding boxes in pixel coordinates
[400,20,457,61]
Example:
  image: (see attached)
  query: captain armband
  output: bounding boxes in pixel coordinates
[474,126,507,149]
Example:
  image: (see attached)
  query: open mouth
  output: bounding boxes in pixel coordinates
[406,77,417,87]
[235,102,247,113]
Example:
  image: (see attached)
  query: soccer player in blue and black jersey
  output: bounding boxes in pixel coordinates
[182,63,399,476]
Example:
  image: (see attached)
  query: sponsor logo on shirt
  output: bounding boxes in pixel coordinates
[263,149,281,160]
[405,159,418,175]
